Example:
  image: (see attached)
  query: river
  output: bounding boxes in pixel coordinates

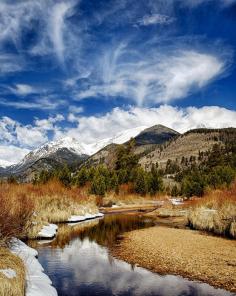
[29,213,234,296]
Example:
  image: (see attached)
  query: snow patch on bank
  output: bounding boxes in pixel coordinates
[68,212,104,223]
[169,198,184,205]
[11,239,57,296]
[38,224,58,239]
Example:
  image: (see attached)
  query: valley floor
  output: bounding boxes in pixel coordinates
[111,226,236,292]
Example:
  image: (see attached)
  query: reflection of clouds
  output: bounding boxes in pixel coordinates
[38,238,233,296]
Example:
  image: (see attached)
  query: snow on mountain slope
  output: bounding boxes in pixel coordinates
[0,159,14,168]
[19,137,88,166]
[1,126,148,169]
[83,126,148,155]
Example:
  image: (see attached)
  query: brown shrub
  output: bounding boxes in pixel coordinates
[0,189,34,247]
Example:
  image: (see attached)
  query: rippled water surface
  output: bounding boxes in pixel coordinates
[31,214,235,296]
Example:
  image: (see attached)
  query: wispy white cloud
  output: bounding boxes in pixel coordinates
[69,105,84,113]
[136,14,174,26]
[0,97,66,110]
[9,84,36,96]
[34,114,64,130]
[76,44,227,106]
[0,54,24,74]
[0,114,64,150]
[49,1,76,63]
[15,125,48,148]
[0,0,232,108]
[0,0,79,66]
[0,116,16,143]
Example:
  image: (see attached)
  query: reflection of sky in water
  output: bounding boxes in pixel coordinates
[37,237,234,296]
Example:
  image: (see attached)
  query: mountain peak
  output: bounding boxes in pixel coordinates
[142,124,179,134]
[134,124,179,145]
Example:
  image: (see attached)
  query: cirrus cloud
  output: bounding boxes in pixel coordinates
[76,47,227,106]
[136,13,175,26]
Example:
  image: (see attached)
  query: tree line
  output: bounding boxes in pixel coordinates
[173,142,236,197]
[33,140,163,196]
[25,137,236,198]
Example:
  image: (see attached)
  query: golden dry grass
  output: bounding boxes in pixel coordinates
[0,247,25,296]
[188,182,236,238]
[0,189,33,246]
[103,183,167,206]
[0,180,98,240]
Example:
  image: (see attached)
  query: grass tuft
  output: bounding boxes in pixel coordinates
[0,247,25,296]
[188,182,236,238]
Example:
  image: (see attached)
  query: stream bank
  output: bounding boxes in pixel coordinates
[29,213,234,296]
[111,225,236,293]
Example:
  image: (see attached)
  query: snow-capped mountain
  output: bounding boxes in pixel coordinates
[0,125,148,181]
[19,125,147,165]
[21,136,88,166]
[83,125,148,155]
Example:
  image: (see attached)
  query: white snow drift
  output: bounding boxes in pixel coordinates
[38,224,58,239]
[68,212,104,223]
[11,239,57,296]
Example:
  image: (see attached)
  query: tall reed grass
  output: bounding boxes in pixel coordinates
[0,189,33,247]
[0,180,98,240]
[188,182,236,238]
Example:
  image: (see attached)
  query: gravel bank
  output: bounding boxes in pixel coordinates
[112,226,236,292]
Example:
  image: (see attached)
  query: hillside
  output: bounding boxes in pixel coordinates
[84,125,179,169]
[139,128,236,171]
[83,143,119,169]
[75,127,236,198]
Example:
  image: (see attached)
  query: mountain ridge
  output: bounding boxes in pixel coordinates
[1,125,235,182]
[0,125,150,180]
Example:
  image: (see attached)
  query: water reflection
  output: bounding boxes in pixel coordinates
[33,214,234,296]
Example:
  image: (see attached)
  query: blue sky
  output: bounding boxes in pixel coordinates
[0,0,236,164]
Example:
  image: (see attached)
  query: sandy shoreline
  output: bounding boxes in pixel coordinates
[111,226,236,292]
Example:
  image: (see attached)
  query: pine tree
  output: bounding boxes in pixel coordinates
[58,165,71,187]
[76,167,88,186]
[134,168,148,195]
[118,168,128,184]
[90,174,106,196]
[149,165,163,194]
[109,171,119,193]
